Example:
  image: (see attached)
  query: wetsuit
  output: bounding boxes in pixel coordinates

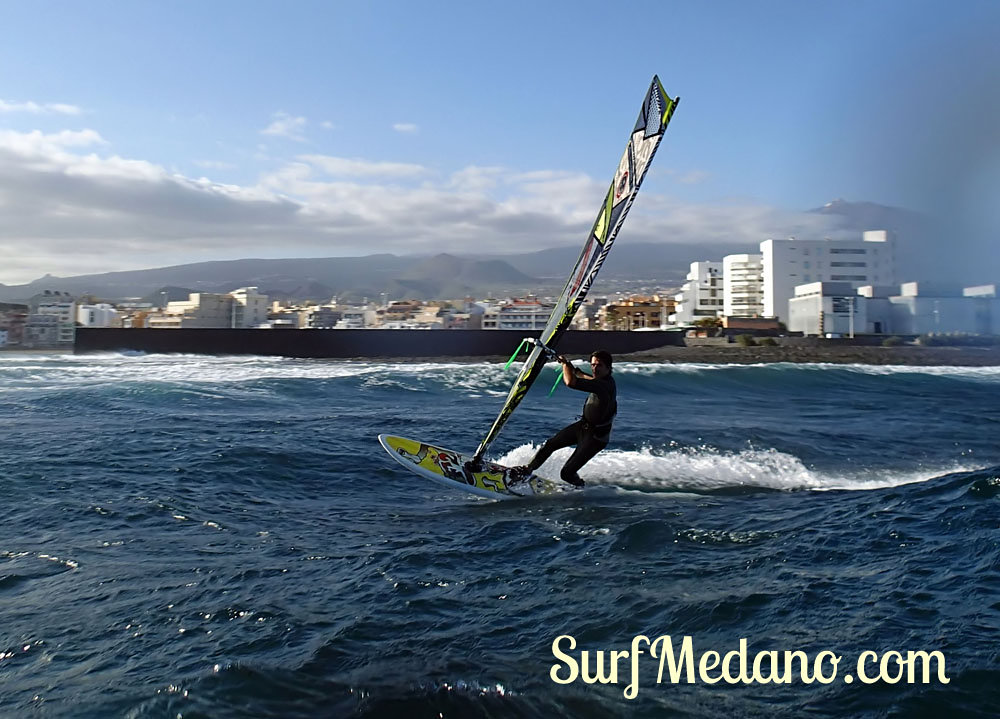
[525,372,617,486]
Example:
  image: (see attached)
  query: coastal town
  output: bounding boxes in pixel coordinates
[1,230,996,351]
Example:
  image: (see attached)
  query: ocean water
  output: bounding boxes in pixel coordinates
[1,352,998,718]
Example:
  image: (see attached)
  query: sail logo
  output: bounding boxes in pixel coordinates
[616,171,630,199]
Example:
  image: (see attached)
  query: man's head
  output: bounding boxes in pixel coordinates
[590,350,613,378]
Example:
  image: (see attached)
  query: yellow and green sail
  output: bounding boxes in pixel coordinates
[472,76,679,463]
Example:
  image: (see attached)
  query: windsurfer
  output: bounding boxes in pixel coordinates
[510,350,617,487]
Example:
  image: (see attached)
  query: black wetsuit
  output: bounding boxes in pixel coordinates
[526,372,617,485]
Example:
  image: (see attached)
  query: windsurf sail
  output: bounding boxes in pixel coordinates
[471,76,679,463]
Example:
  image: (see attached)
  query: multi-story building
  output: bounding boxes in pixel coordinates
[788,281,999,336]
[788,282,867,336]
[230,287,270,328]
[380,300,422,322]
[445,312,475,329]
[722,253,764,317]
[481,298,553,330]
[965,285,998,336]
[334,308,378,329]
[761,230,895,322]
[77,303,121,328]
[121,310,151,328]
[669,261,723,324]
[149,293,233,329]
[35,296,76,344]
[306,306,342,329]
[409,304,445,329]
[567,297,609,330]
[598,296,675,330]
[23,314,60,346]
[145,290,272,329]
[0,303,28,346]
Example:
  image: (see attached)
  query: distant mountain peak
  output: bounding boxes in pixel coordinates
[807,198,928,230]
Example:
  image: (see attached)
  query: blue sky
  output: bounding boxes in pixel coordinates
[1,0,997,284]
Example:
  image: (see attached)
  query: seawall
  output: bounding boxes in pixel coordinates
[74,328,685,359]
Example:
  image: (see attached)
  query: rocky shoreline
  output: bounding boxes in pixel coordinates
[620,344,1000,366]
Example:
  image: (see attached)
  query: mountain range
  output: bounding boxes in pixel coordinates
[0,200,941,303]
[0,243,755,304]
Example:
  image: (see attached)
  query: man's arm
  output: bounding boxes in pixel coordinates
[558,356,591,387]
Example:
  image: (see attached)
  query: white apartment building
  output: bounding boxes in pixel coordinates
[36,299,76,343]
[761,230,895,322]
[77,303,121,328]
[230,287,269,328]
[669,261,723,324]
[481,299,553,330]
[722,253,764,317]
[788,282,868,336]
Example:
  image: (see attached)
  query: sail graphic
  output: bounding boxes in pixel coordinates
[472,76,679,463]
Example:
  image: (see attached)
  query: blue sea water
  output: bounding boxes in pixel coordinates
[1,352,998,718]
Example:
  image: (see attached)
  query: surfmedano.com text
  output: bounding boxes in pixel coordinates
[549,634,950,699]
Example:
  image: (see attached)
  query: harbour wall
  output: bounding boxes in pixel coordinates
[74,328,685,359]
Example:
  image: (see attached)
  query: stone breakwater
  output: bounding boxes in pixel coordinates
[619,344,1000,366]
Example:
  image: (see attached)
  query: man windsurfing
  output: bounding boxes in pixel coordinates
[510,350,617,487]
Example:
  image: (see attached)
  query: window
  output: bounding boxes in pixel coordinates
[831,261,866,268]
[830,248,866,255]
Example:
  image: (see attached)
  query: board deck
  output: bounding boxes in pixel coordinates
[378,434,565,500]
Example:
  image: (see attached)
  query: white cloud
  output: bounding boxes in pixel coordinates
[0,128,105,151]
[260,111,308,141]
[447,166,506,192]
[392,123,419,134]
[296,155,430,179]
[0,99,82,115]
[320,120,335,130]
[0,127,844,286]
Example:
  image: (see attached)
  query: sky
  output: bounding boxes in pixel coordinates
[0,0,997,285]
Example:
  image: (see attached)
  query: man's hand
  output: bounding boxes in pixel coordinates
[558,355,575,387]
